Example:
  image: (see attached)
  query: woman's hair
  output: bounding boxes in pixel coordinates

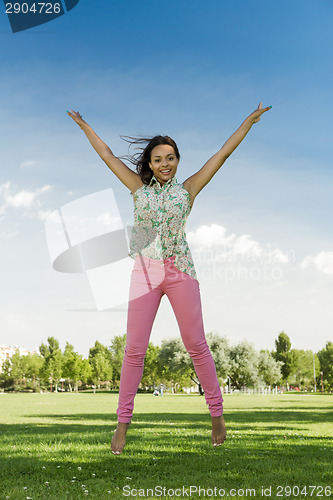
[120,135,180,190]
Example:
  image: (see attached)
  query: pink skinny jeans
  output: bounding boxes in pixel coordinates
[116,254,223,423]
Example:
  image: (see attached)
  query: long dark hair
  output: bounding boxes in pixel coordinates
[120,135,180,189]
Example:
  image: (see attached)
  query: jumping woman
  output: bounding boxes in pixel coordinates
[67,102,271,455]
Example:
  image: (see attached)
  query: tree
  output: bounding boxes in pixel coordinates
[21,353,44,391]
[109,334,127,384]
[88,341,112,392]
[39,337,63,391]
[206,332,231,381]
[317,341,333,391]
[141,342,160,390]
[272,331,296,382]
[229,341,259,389]
[0,352,43,391]
[62,342,90,393]
[9,349,24,390]
[275,331,291,353]
[0,358,13,390]
[157,338,194,393]
[258,349,283,386]
[289,349,319,390]
[80,358,92,388]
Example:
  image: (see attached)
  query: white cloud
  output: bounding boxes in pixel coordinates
[300,251,333,276]
[37,209,54,221]
[6,190,39,208]
[266,247,291,263]
[20,160,36,169]
[233,234,262,256]
[0,182,53,215]
[188,223,290,265]
[0,182,10,191]
[188,223,236,248]
[96,212,123,226]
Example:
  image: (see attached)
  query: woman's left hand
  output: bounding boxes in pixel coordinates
[248,102,272,124]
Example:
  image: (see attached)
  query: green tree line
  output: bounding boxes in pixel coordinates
[0,332,332,393]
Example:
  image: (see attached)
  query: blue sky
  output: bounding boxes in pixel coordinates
[1,0,332,356]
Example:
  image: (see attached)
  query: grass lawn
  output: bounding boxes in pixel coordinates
[0,392,332,499]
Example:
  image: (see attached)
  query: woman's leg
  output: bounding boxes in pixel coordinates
[164,264,226,446]
[116,292,162,423]
[112,259,164,454]
[116,268,164,423]
[164,264,223,418]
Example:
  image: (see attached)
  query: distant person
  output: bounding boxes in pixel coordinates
[67,103,271,455]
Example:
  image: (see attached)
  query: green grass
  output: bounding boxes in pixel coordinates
[0,393,332,499]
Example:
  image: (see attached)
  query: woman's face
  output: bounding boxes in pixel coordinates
[149,144,179,186]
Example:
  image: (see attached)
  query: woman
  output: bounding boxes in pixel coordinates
[67,102,271,455]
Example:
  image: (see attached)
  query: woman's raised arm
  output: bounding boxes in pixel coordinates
[183,103,272,200]
[66,110,143,193]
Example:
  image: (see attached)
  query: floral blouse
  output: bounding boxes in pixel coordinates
[128,174,198,282]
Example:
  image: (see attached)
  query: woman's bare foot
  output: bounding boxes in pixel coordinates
[211,415,226,447]
[111,422,131,455]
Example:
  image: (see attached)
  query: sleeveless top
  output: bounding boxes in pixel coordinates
[128,174,198,282]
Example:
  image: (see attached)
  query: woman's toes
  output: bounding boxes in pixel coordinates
[111,422,130,455]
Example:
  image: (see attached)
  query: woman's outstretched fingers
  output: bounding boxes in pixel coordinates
[250,103,272,123]
[66,109,86,127]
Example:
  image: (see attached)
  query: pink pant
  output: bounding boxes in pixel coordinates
[116,254,223,423]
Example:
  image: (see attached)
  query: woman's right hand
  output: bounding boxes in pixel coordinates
[66,109,87,128]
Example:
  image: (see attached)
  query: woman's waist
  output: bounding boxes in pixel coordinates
[129,248,176,263]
